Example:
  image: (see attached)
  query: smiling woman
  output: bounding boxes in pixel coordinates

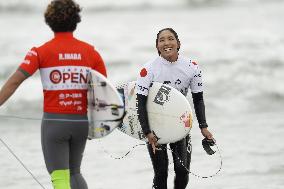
[155,28,181,62]
[135,28,214,189]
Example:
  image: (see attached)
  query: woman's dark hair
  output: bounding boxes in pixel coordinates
[156,28,181,55]
[44,0,81,32]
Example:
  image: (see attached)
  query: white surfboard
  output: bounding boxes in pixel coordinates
[87,70,125,139]
[116,81,193,144]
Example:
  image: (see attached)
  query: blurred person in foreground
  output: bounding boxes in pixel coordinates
[0,0,107,188]
[136,28,214,189]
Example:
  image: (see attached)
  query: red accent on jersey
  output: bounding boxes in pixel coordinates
[140,68,148,77]
[19,32,107,114]
[192,61,197,65]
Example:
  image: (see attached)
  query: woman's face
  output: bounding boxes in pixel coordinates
[156,30,180,62]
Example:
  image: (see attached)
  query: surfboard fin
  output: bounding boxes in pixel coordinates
[202,138,216,155]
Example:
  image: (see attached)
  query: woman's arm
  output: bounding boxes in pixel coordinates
[137,93,158,153]
[191,92,207,128]
[191,91,213,139]
[136,93,151,135]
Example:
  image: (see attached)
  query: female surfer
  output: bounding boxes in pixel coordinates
[136,28,214,189]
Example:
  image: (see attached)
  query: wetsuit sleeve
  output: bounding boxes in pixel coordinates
[92,49,107,77]
[189,62,208,128]
[18,47,39,77]
[189,62,203,93]
[137,94,151,135]
[191,92,208,129]
[136,66,153,96]
[136,65,153,135]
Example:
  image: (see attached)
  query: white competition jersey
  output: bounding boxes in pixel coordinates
[136,56,203,96]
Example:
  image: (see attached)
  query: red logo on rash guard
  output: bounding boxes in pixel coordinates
[49,70,88,84]
[140,68,147,77]
[50,70,61,84]
[192,61,197,65]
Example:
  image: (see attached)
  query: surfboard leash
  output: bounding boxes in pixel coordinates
[100,139,223,179]
[98,139,146,160]
[163,139,223,179]
[0,113,125,123]
[0,138,46,189]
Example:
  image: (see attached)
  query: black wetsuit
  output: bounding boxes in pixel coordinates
[147,135,191,189]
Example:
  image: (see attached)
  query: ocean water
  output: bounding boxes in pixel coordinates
[0,0,284,188]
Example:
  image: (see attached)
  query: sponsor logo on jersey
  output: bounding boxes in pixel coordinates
[175,79,181,85]
[59,100,82,106]
[27,50,37,57]
[59,53,82,60]
[137,84,149,93]
[194,73,202,77]
[163,81,171,85]
[49,69,88,84]
[41,66,90,90]
[22,59,30,65]
[58,93,83,99]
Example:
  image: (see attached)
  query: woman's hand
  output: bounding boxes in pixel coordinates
[146,132,159,154]
[201,127,213,139]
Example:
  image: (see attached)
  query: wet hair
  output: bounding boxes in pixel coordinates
[156,28,181,55]
[44,0,81,32]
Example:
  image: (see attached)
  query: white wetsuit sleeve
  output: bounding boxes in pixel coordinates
[136,65,153,96]
[190,63,208,128]
[136,64,153,135]
[190,65,204,93]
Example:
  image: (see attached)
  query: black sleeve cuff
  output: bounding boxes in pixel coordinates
[143,130,151,136]
[199,123,208,129]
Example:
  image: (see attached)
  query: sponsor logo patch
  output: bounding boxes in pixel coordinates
[49,69,88,84]
[180,112,192,128]
[153,85,171,106]
[27,50,37,57]
[22,59,30,65]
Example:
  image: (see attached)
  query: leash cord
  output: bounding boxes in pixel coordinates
[100,141,223,179]
[0,138,46,189]
[0,114,124,122]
